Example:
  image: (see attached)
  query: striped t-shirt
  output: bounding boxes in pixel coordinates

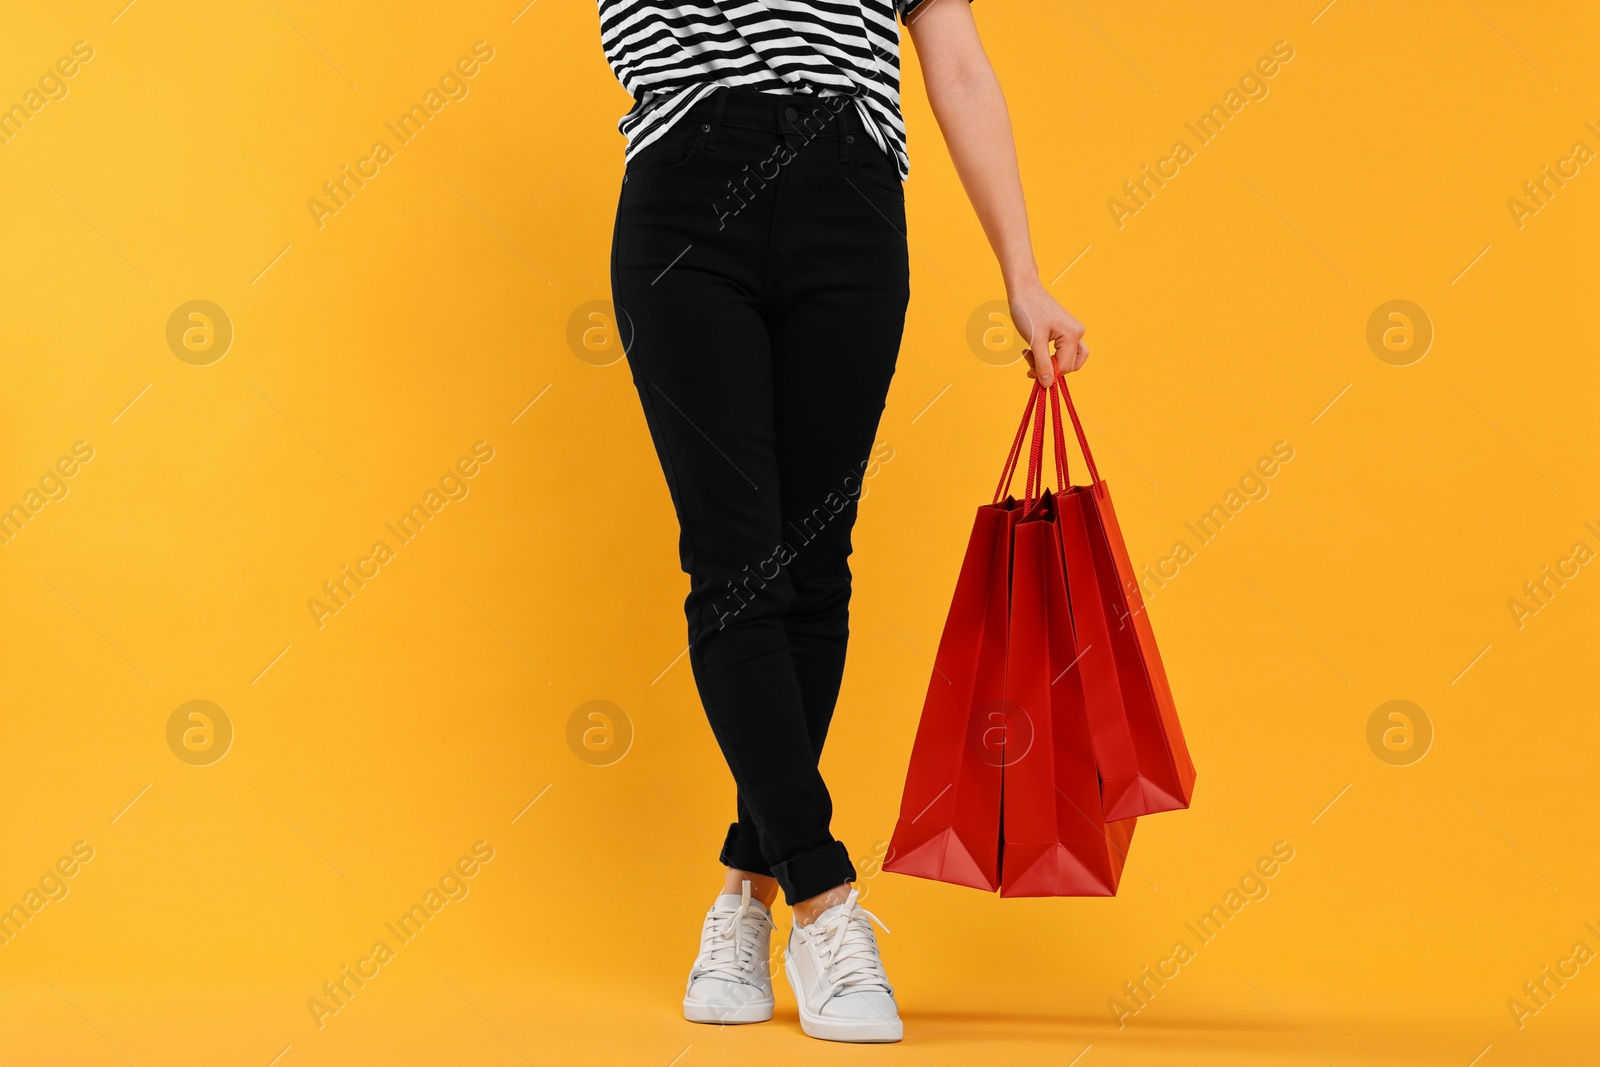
[598,0,937,180]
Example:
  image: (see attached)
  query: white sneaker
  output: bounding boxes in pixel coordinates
[783,889,902,1042]
[683,880,775,1024]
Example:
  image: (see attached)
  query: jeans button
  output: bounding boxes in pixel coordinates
[783,106,799,124]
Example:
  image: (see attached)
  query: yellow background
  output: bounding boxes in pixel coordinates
[1,1,1595,1064]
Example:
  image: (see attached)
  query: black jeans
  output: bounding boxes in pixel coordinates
[611,88,910,905]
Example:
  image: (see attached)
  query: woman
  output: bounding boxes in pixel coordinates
[601,0,1088,1043]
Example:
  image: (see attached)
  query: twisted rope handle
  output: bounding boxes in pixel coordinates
[991,378,1104,507]
[1024,383,1048,510]
[1056,380,1101,487]
[992,383,1041,504]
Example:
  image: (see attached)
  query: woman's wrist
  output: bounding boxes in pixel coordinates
[1003,268,1043,297]
[1001,255,1041,296]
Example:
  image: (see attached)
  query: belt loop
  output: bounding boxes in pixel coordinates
[838,101,855,163]
[781,100,801,149]
[705,89,728,152]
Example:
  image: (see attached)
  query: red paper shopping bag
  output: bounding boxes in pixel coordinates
[1051,385,1197,820]
[884,389,1043,890]
[999,489,1136,897]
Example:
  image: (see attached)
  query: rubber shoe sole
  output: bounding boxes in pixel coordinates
[783,953,903,1042]
[682,992,773,1025]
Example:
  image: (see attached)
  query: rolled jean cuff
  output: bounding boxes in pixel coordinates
[718,823,773,878]
[771,839,858,906]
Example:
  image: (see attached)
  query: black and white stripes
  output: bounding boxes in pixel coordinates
[598,0,933,180]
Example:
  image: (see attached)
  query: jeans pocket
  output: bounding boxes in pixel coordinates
[627,121,709,173]
[854,138,903,196]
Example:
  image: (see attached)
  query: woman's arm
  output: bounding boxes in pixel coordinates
[907,0,1087,388]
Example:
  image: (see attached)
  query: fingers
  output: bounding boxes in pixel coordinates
[1017,307,1055,389]
[1030,340,1088,377]
[1015,302,1090,384]
[1061,318,1086,370]
[1066,339,1090,373]
[1026,341,1056,388]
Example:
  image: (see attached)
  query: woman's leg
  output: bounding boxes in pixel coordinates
[617,91,908,1041]
[723,110,913,920]
[720,866,779,909]
[610,101,857,908]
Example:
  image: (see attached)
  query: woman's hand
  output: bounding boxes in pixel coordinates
[1009,282,1088,389]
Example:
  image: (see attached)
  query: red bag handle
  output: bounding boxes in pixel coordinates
[993,381,1064,512]
[992,383,1040,504]
[1056,380,1102,487]
[991,376,1103,507]
[1049,382,1070,494]
[1023,384,1049,510]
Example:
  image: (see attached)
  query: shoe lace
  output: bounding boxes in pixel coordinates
[691,881,768,985]
[807,889,893,999]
